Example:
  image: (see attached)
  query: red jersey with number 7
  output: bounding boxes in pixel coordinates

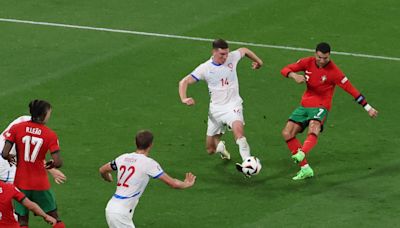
[0,181,26,227]
[4,121,60,190]
[281,56,362,111]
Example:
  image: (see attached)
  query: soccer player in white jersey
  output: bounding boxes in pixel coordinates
[178,39,263,175]
[99,130,196,228]
[0,115,66,184]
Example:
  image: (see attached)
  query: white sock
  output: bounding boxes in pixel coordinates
[236,137,250,161]
[216,141,225,154]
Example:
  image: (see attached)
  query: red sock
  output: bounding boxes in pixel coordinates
[53,222,66,228]
[300,158,308,167]
[286,138,302,155]
[302,133,318,154]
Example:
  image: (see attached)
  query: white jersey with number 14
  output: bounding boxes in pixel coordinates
[191,50,243,112]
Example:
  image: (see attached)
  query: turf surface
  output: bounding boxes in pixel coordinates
[0,0,399,227]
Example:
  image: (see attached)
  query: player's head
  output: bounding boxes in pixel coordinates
[315,42,331,68]
[29,99,52,124]
[212,39,229,64]
[135,130,153,151]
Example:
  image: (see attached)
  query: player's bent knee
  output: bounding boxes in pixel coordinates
[281,129,293,140]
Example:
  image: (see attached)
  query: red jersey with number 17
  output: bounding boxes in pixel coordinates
[4,121,60,190]
[281,56,362,111]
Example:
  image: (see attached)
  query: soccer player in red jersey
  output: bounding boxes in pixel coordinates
[280,42,378,180]
[1,100,66,227]
[0,181,57,227]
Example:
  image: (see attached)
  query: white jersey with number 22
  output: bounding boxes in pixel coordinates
[106,153,164,215]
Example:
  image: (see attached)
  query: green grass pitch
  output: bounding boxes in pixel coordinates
[0,0,399,227]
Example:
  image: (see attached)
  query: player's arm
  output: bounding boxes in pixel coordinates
[179,75,197,106]
[21,197,57,225]
[1,140,16,166]
[99,161,115,182]
[281,59,308,83]
[237,48,263,69]
[45,150,63,169]
[158,172,196,189]
[336,77,378,118]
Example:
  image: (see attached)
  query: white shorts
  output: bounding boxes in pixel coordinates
[106,211,135,228]
[207,106,244,136]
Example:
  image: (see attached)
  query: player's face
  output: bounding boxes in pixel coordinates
[212,48,229,64]
[43,108,52,124]
[315,51,330,68]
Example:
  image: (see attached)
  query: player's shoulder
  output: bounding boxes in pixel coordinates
[299,56,315,64]
[327,60,344,75]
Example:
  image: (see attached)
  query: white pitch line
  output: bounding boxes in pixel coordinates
[1,18,399,61]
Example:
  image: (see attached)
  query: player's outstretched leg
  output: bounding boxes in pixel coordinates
[292,164,314,180]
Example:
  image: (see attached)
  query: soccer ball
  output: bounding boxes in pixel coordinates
[241,156,262,176]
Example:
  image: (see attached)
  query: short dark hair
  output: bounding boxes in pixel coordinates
[135,130,153,150]
[29,99,51,123]
[316,42,331,54]
[212,39,229,49]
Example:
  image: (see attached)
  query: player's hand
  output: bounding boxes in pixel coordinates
[104,173,113,182]
[8,155,16,166]
[252,61,263,69]
[182,98,195,106]
[43,215,57,225]
[368,107,378,118]
[48,168,67,184]
[183,172,196,188]
[289,73,306,83]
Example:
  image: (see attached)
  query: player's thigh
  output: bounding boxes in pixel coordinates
[106,212,135,228]
[308,120,322,135]
[206,112,225,137]
[282,121,303,140]
[224,106,244,128]
[31,189,58,214]
[307,107,328,134]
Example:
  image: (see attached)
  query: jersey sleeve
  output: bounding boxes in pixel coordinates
[12,185,26,202]
[333,69,371,108]
[333,69,361,98]
[146,159,164,179]
[49,133,60,153]
[190,63,207,82]
[281,58,308,77]
[230,50,243,63]
[3,125,16,143]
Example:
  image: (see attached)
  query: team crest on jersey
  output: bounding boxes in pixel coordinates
[227,63,233,71]
[321,75,327,83]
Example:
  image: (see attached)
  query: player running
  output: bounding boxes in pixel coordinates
[178,39,263,175]
[99,130,196,228]
[1,100,66,227]
[280,42,378,180]
[0,180,57,227]
[0,115,66,184]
